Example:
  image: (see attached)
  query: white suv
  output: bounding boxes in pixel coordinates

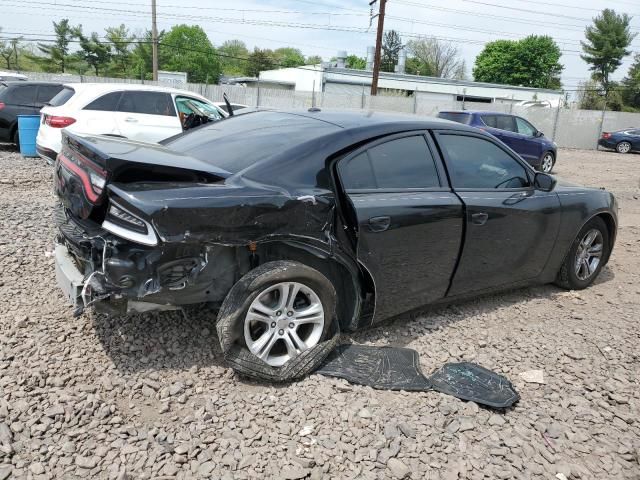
[36,83,227,163]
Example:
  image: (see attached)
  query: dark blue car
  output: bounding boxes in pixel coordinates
[598,128,640,154]
[437,111,558,173]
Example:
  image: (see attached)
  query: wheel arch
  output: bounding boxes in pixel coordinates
[257,239,367,332]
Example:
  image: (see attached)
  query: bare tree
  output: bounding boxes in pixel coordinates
[406,37,466,79]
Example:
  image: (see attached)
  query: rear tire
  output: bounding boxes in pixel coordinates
[616,141,631,154]
[555,216,609,290]
[216,261,339,382]
[12,129,19,146]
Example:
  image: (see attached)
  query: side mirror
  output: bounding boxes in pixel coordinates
[534,172,556,192]
[535,131,544,138]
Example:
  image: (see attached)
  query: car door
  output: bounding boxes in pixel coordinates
[75,91,123,136]
[4,84,37,129]
[629,129,640,150]
[114,91,182,142]
[435,131,561,296]
[336,132,464,322]
[514,116,542,163]
[174,96,225,130]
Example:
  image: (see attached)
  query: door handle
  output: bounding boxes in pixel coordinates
[124,117,138,123]
[471,212,489,225]
[368,216,391,232]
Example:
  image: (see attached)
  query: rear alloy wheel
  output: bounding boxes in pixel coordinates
[555,216,609,290]
[616,141,631,154]
[540,152,555,173]
[244,281,325,367]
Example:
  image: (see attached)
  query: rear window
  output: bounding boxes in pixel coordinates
[164,111,338,174]
[437,112,472,125]
[48,87,76,107]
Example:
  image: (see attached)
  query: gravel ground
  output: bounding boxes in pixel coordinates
[0,144,639,480]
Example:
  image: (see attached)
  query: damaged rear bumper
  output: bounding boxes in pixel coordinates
[53,204,238,314]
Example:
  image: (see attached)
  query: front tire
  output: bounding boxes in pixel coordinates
[540,151,555,173]
[555,217,609,290]
[216,261,339,381]
[616,141,631,154]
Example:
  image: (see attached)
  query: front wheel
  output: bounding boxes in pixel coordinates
[616,141,631,154]
[555,217,610,290]
[540,152,555,173]
[216,261,339,381]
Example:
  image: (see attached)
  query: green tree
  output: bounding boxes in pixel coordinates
[79,32,111,76]
[274,47,305,68]
[382,30,402,72]
[30,19,82,72]
[345,54,366,69]
[0,29,20,70]
[581,9,636,91]
[105,24,133,77]
[305,55,322,65]
[473,35,562,88]
[405,56,434,76]
[621,54,640,110]
[578,79,624,111]
[406,37,465,79]
[244,48,276,77]
[162,25,220,83]
[218,39,249,76]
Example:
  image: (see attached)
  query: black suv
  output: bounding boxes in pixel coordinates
[0,81,64,144]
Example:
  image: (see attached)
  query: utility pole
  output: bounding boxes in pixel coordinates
[370,0,386,96]
[12,39,19,72]
[151,0,159,81]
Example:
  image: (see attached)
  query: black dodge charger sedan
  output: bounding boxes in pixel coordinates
[53,109,617,377]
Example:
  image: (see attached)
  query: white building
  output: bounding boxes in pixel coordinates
[256,64,564,107]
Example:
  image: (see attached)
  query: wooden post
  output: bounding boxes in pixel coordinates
[370,0,386,96]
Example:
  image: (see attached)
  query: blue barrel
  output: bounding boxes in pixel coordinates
[17,114,41,157]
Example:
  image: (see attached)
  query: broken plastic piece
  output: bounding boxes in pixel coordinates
[316,344,520,408]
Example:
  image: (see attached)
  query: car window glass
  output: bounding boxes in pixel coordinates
[437,112,472,125]
[481,115,497,128]
[515,117,537,136]
[84,91,122,111]
[35,85,63,104]
[48,87,75,107]
[175,97,223,120]
[9,85,36,105]
[495,115,517,132]
[439,134,530,189]
[118,91,176,116]
[340,136,440,190]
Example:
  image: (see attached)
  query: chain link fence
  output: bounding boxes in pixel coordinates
[23,71,640,150]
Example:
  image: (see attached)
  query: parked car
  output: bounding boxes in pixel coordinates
[0,81,64,145]
[36,83,228,163]
[0,71,27,82]
[212,101,249,114]
[53,110,617,375]
[437,110,558,173]
[598,128,640,154]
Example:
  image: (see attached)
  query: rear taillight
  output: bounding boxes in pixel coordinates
[58,151,107,203]
[45,114,76,128]
[0,102,5,111]
[602,132,611,139]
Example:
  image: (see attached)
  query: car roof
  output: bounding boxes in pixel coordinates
[61,82,208,97]
[2,81,63,86]
[439,110,512,116]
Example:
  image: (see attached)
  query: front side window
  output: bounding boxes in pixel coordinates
[118,91,176,116]
[516,117,537,136]
[439,134,530,189]
[84,91,122,111]
[175,97,223,120]
[339,135,440,190]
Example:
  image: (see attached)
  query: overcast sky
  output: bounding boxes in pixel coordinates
[1,0,639,89]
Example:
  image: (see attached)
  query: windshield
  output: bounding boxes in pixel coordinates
[48,87,75,106]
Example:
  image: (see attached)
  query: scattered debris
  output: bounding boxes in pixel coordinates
[519,369,545,384]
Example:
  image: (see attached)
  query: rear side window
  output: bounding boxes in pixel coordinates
[118,91,176,116]
[84,91,122,111]
[339,135,440,190]
[480,115,497,128]
[494,115,517,132]
[8,85,36,105]
[36,85,64,104]
[438,134,529,189]
[48,87,75,107]
[437,112,471,125]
